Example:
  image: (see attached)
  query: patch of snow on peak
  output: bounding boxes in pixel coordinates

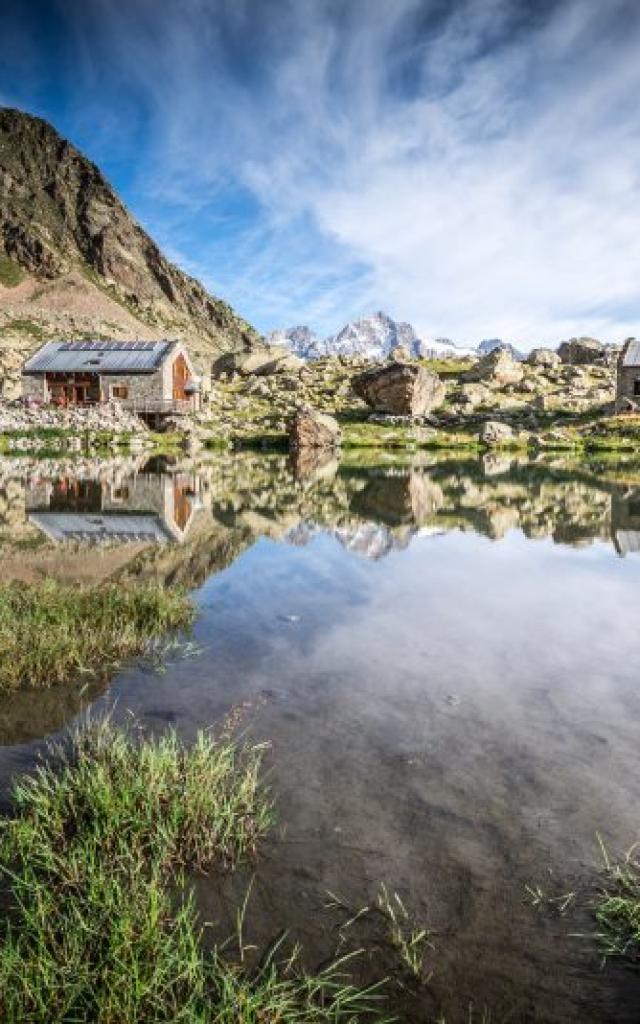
[325,311,421,360]
[417,337,477,359]
[265,326,321,359]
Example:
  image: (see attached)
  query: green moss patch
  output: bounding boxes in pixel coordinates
[0,255,24,287]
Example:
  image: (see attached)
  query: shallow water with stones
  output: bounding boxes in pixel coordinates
[0,448,639,1022]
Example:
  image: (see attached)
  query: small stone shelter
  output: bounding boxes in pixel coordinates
[22,339,200,416]
[616,339,640,411]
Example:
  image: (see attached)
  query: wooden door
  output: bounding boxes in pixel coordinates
[172,354,190,400]
[173,482,192,531]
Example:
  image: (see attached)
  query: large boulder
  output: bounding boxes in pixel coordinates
[288,407,341,450]
[526,348,561,368]
[351,363,445,417]
[463,348,524,387]
[212,346,303,378]
[458,383,491,408]
[479,421,518,446]
[557,337,604,365]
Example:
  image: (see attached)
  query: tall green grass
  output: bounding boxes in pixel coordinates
[0,580,194,691]
[0,721,389,1023]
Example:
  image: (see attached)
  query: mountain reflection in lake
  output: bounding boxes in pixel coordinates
[1,449,640,1021]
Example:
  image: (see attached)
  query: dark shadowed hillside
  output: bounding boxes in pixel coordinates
[0,108,260,366]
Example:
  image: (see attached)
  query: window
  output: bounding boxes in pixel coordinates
[112,385,129,400]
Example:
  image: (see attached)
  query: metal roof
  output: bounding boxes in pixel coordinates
[23,339,176,375]
[28,512,176,545]
[614,529,640,556]
[622,340,640,367]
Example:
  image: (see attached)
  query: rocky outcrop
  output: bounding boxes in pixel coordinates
[526,348,561,368]
[463,348,524,387]
[288,408,341,449]
[212,347,303,378]
[0,108,260,364]
[351,363,445,417]
[0,348,22,399]
[557,337,604,365]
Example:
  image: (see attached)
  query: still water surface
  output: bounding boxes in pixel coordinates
[0,450,639,1022]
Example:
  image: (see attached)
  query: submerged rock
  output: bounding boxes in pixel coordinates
[351,363,445,417]
[288,407,341,450]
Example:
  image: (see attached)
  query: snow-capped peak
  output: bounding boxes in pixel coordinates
[266,313,487,361]
[264,326,322,359]
[322,311,421,360]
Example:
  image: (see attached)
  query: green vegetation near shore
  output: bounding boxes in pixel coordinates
[0,581,194,691]
[0,721,387,1023]
[341,418,479,451]
[595,844,640,962]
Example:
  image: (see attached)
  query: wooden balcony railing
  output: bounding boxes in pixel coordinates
[119,398,195,416]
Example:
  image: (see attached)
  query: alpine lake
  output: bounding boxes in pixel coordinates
[0,445,639,1023]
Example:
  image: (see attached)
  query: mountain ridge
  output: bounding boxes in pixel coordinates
[266,312,480,361]
[0,107,260,366]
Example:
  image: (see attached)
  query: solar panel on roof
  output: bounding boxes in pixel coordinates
[24,339,174,374]
[58,340,164,352]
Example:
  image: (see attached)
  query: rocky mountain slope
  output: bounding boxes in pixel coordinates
[0,108,260,369]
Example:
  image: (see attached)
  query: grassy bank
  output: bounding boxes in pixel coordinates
[0,721,387,1023]
[0,580,194,691]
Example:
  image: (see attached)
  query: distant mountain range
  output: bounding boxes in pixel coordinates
[266,312,521,361]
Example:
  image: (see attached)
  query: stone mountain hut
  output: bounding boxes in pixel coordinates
[21,339,201,421]
[616,338,640,411]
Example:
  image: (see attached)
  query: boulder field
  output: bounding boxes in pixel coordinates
[0,343,635,453]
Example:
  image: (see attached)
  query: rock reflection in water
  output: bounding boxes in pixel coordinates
[1,449,640,1019]
[0,451,639,585]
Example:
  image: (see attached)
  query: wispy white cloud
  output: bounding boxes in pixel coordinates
[28,0,640,344]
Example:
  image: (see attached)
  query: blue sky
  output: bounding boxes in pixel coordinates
[1,0,639,346]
